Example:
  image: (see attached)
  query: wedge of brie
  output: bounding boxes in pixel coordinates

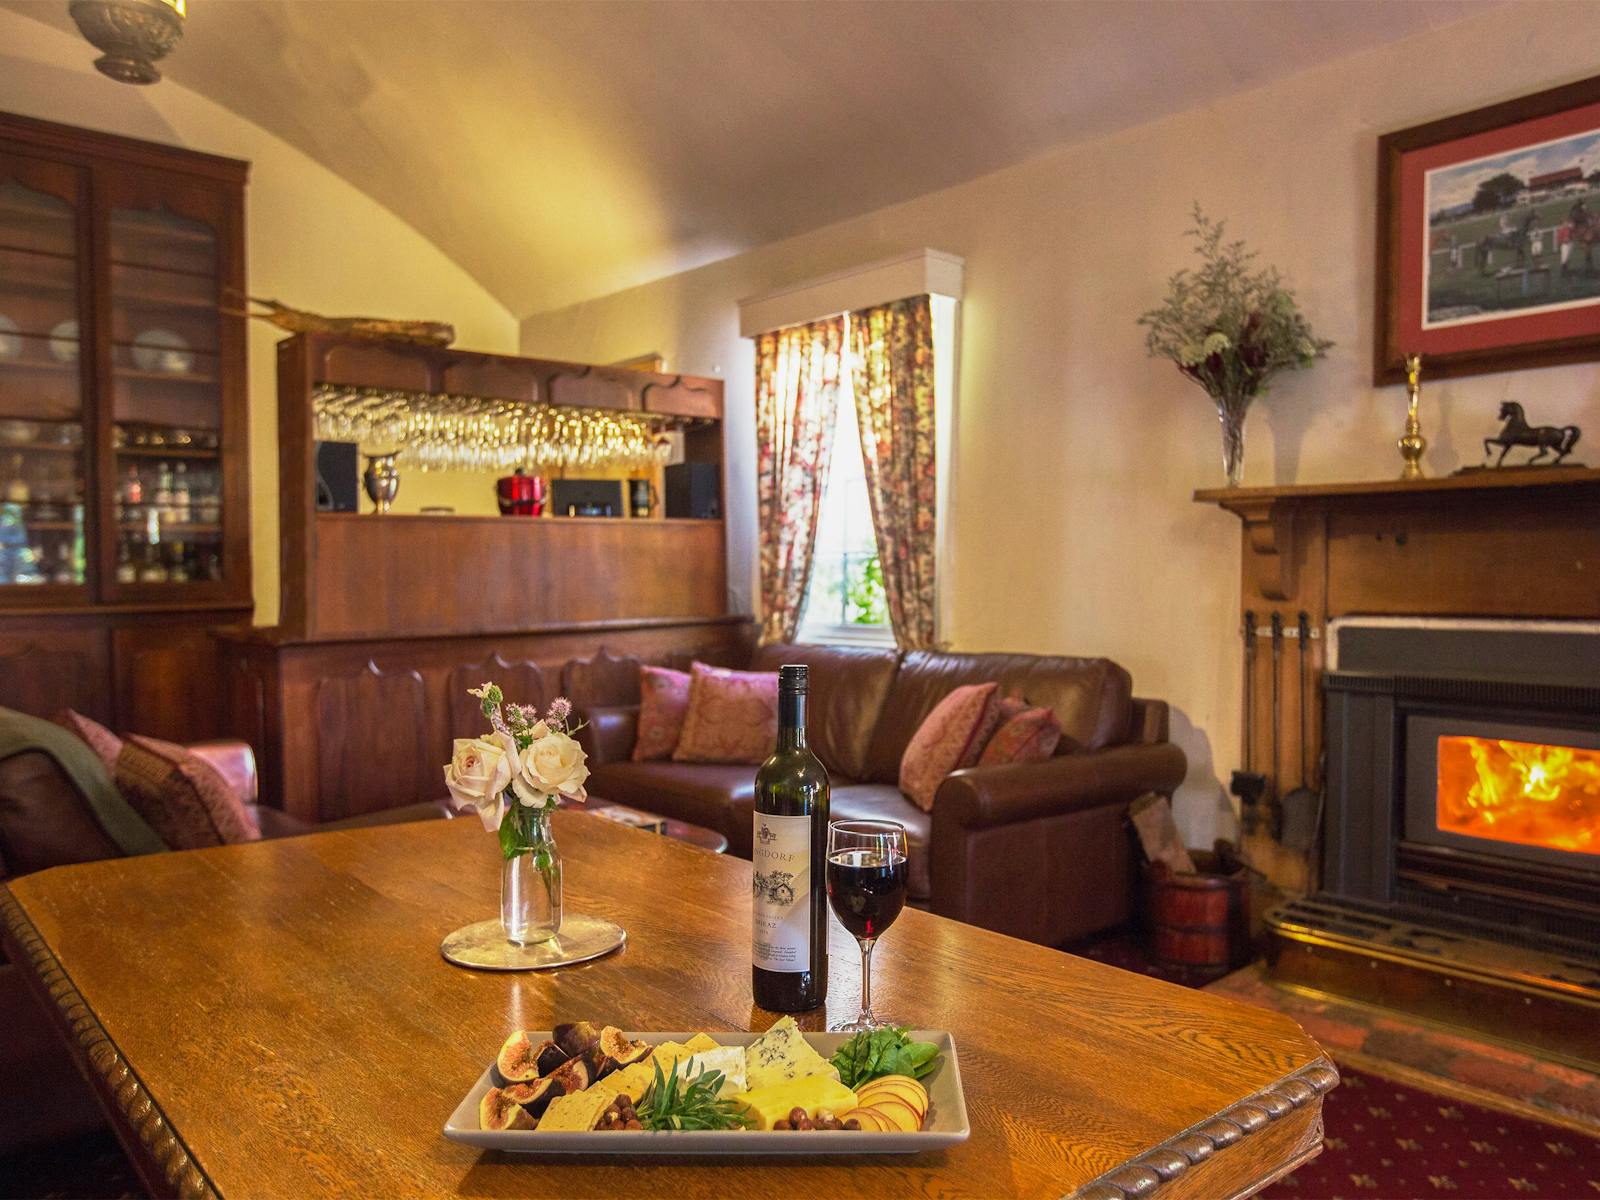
[680,1045,747,1097]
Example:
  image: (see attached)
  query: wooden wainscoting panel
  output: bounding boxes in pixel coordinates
[111,619,229,741]
[446,654,546,741]
[560,644,644,709]
[0,623,111,722]
[314,661,429,819]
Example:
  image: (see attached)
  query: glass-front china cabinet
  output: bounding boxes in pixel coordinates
[0,112,247,733]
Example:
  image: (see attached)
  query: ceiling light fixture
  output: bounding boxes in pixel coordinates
[69,0,185,86]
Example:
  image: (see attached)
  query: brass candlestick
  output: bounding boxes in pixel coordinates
[1398,353,1426,480]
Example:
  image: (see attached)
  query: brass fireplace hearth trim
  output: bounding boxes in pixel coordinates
[1266,898,1600,1074]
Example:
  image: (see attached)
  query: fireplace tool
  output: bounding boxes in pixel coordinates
[1280,611,1320,853]
[1230,610,1267,833]
[1267,611,1284,838]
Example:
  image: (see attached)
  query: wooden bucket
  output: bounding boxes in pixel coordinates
[1145,851,1250,972]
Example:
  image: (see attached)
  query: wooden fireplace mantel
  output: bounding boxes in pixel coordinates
[1197,466,1600,891]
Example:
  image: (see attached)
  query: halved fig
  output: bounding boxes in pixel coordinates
[534,1040,568,1076]
[503,1077,558,1119]
[479,1086,536,1131]
[494,1030,544,1084]
[583,1047,614,1080]
[553,1021,602,1058]
[548,1055,591,1095]
[598,1026,651,1067]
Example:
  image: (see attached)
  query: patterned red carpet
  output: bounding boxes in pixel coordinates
[1263,1066,1600,1198]
[1073,932,1600,1199]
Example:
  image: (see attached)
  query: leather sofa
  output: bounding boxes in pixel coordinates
[568,643,1187,948]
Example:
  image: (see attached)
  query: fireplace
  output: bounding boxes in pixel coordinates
[1321,619,1600,949]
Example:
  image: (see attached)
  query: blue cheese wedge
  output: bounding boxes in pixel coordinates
[743,1015,840,1091]
[680,1046,747,1097]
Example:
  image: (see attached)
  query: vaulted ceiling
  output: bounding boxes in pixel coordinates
[11,0,1489,316]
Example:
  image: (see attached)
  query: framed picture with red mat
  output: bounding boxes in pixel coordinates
[1376,74,1600,383]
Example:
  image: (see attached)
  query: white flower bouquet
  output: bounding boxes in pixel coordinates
[444,684,589,860]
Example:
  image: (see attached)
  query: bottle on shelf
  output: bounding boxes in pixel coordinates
[122,465,144,508]
[751,663,830,1012]
[173,462,191,523]
[137,537,167,583]
[4,454,29,504]
[154,461,174,522]
[50,542,75,585]
[115,539,136,583]
[169,540,190,582]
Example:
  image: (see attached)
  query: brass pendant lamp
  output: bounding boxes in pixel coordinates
[69,0,185,86]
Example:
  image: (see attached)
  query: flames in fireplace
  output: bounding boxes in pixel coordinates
[1437,736,1600,856]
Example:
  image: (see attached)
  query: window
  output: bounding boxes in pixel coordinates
[797,380,891,645]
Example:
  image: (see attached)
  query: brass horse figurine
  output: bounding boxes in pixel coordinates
[1484,401,1581,466]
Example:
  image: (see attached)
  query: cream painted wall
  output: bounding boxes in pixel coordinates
[520,5,1600,845]
[0,11,518,624]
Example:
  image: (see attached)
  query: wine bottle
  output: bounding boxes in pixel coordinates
[752,663,829,1011]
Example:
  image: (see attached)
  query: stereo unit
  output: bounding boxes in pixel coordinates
[314,440,361,512]
[664,462,720,519]
[550,478,625,517]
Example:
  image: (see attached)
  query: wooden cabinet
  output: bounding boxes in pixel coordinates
[0,111,249,731]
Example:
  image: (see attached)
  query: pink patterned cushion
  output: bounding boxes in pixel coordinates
[898,682,1002,812]
[671,662,780,765]
[54,708,124,773]
[114,735,262,849]
[632,665,692,761]
[978,706,1063,766]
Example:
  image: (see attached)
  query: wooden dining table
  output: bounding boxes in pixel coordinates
[0,811,1335,1199]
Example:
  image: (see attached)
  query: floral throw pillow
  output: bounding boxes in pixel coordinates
[632,665,692,761]
[978,706,1063,767]
[898,682,1003,812]
[671,662,781,765]
[114,735,262,850]
[54,708,124,774]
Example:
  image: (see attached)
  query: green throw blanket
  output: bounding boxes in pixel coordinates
[0,707,166,857]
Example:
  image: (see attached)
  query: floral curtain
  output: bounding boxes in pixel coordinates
[848,295,938,650]
[755,316,845,644]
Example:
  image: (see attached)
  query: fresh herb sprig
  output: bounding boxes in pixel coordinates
[830,1027,940,1088]
[636,1058,747,1131]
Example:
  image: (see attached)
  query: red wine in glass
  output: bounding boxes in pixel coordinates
[826,848,908,940]
[825,819,909,1032]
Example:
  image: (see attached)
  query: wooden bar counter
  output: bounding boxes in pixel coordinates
[0,814,1336,1199]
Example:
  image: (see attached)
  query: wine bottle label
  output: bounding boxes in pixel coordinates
[752,812,811,972]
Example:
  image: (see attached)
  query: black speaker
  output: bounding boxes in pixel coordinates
[665,462,720,519]
[315,440,360,512]
[550,478,625,517]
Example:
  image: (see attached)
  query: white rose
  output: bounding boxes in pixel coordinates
[512,729,589,807]
[444,732,518,832]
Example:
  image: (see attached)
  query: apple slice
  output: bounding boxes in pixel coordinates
[841,1106,890,1132]
[857,1076,928,1117]
[867,1097,923,1132]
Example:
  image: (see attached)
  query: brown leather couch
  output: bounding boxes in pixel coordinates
[0,714,456,1153]
[568,643,1186,948]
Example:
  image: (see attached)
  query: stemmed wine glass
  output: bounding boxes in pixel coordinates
[826,819,910,1033]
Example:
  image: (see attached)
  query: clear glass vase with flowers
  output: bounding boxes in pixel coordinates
[444,685,589,947]
[1138,205,1333,487]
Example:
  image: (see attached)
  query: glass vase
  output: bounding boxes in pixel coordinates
[1217,396,1250,488]
[501,808,562,945]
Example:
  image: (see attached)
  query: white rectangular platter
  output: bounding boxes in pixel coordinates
[444,1029,970,1156]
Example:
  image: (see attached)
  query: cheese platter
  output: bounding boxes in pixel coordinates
[443,1017,970,1155]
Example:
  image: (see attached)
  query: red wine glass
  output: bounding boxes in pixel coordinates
[826,819,909,1033]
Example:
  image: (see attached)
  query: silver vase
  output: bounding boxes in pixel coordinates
[362,452,399,514]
